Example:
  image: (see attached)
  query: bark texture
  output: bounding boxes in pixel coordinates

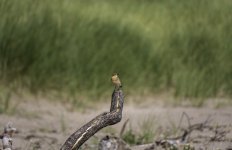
[61,88,124,150]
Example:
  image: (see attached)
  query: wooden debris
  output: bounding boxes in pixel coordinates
[98,135,131,150]
[1,123,16,150]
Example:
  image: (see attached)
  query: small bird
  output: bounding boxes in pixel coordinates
[111,73,122,89]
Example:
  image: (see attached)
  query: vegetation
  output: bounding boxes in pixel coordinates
[0,88,11,113]
[0,0,232,99]
[122,116,156,145]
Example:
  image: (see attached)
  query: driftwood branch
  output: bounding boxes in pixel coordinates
[61,83,124,150]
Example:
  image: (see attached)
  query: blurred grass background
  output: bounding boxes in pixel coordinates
[0,0,232,100]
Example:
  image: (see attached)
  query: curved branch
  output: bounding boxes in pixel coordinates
[61,88,124,150]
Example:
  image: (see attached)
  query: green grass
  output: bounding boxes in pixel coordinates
[122,116,156,145]
[0,88,11,113]
[0,0,232,100]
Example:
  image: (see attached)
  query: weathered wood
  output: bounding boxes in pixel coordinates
[61,88,124,150]
[98,135,131,150]
[1,123,16,150]
[98,135,157,150]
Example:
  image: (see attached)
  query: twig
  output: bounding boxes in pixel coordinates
[177,112,191,129]
[24,134,58,144]
[120,118,129,138]
[155,113,218,149]
[210,125,228,142]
